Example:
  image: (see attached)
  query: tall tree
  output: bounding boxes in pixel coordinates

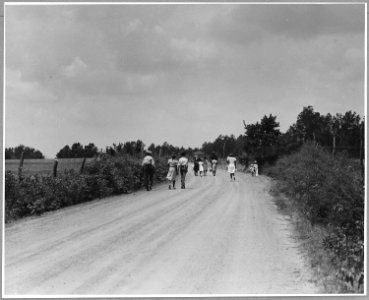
[294,106,323,143]
[244,114,281,164]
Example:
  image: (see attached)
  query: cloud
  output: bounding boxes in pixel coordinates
[123,18,143,36]
[62,57,88,78]
[210,4,365,44]
[6,68,57,104]
[4,4,365,157]
[170,37,217,63]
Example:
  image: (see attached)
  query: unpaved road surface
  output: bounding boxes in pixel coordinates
[5,167,318,295]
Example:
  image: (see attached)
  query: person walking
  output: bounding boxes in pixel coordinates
[210,152,218,176]
[142,150,155,191]
[226,153,237,181]
[198,158,204,177]
[253,160,259,177]
[177,151,189,189]
[193,156,199,176]
[167,154,178,189]
[203,157,209,176]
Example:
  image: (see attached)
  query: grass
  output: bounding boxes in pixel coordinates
[5,158,94,176]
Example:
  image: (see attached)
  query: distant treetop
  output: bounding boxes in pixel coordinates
[5,145,45,159]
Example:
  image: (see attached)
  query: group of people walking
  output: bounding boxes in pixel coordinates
[141,150,189,191]
[141,149,258,191]
[193,153,218,177]
[166,152,189,189]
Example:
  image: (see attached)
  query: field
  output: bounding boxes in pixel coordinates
[5,158,94,176]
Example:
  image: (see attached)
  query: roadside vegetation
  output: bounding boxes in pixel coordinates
[5,154,169,223]
[265,142,364,293]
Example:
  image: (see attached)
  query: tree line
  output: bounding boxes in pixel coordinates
[201,106,364,167]
[5,106,364,163]
[5,145,44,159]
[105,140,200,159]
[56,142,99,158]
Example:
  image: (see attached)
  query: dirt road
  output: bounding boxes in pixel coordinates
[4,167,318,295]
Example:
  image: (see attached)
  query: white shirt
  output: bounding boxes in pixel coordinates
[227,156,236,166]
[178,156,188,166]
[142,155,155,166]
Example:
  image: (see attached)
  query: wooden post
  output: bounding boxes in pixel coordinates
[360,121,364,179]
[80,157,86,174]
[53,158,58,178]
[18,151,25,180]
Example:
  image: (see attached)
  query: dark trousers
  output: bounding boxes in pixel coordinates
[143,164,154,190]
[180,169,187,188]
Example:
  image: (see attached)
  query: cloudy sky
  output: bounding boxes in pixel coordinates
[5,3,365,158]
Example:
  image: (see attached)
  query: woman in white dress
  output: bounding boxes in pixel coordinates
[198,158,204,177]
[167,154,178,189]
[226,153,237,181]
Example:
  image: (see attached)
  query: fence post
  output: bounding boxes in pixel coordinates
[80,157,86,174]
[18,151,25,180]
[53,157,58,178]
[360,121,364,179]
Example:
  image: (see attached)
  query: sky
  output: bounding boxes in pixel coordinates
[5,3,365,158]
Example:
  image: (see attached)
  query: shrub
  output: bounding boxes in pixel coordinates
[265,142,364,292]
[5,155,168,223]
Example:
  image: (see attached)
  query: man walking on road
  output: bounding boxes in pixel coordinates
[142,150,155,191]
[177,151,189,189]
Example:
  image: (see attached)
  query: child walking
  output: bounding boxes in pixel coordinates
[210,152,218,176]
[226,153,237,181]
[198,158,204,177]
[253,160,259,176]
